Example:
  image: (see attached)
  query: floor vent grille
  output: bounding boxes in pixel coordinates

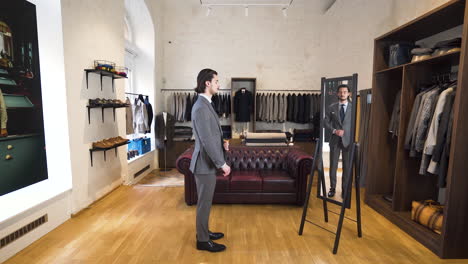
[0,214,48,249]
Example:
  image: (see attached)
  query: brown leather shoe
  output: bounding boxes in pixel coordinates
[0,128,7,137]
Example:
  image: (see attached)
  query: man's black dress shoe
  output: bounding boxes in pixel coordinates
[209,231,224,240]
[328,188,336,198]
[196,240,226,252]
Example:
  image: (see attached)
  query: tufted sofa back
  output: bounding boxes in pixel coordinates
[226,146,292,171]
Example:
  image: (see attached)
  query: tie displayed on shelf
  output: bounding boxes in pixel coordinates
[340,104,345,123]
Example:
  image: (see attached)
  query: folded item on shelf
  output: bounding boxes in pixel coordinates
[245,138,286,144]
[432,47,461,57]
[245,142,288,146]
[389,42,416,67]
[412,54,432,63]
[411,48,433,55]
[245,132,286,140]
[433,37,461,49]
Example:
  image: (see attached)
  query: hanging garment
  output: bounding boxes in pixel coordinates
[411,87,441,156]
[298,94,305,123]
[389,90,402,138]
[144,97,154,133]
[404,87,432,149]
[186,94,193,121]
[293,94,299,123]
[227,94,231,117]
[437,106,454,187]
[420,87,454,174]
[257,94,263,121]
[134,98,149,133]
[125,97,134,135]
[287,94,293,121]
[0,88,7,131]
[427,91,455,175]
[304,94,311,123]
[154,112,175,149]
[234,89,253,122]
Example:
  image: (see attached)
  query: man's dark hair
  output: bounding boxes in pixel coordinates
[195,68,218,93]
[336,84,351,93]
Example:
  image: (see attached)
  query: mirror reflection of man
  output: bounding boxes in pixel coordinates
[324,84,352,198]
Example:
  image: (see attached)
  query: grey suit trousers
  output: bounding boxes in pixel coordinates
[329,139,351,191]
[195,173,216,242]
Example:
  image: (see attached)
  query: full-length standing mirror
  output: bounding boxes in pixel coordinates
[318,75,358,205]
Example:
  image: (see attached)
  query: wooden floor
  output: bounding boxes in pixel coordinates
[5,184,468,264]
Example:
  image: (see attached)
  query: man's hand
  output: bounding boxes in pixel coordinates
[221,164,231,177]
[223,140,230,151]
[335,129,345,137]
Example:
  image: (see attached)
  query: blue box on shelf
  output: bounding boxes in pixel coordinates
[142,138,151,154]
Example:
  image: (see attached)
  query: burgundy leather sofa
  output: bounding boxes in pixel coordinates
[176,146,313,206]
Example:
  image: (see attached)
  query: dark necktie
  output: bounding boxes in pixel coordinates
[211,101,216,111]
[340,104,345,122]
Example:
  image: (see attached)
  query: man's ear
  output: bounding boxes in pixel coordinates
[205,80,211,88]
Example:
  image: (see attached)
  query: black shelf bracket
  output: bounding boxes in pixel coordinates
[89,141,129,167]
[84,69,127,92]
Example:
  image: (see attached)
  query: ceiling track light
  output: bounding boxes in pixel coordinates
[206,6,212,16]
[245,6,249,17]
[282,7,287,17]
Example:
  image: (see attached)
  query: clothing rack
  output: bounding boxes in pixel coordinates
[257,89,321,92]
[161,89,231,92]
[125,92,149,96]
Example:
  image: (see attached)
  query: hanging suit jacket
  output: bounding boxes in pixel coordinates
[185,94,192,121]
[428,91,456,175]
[144,98,154,133]
[154,112,175,149]
[234,89,253,122]
[287,94,293,121]
[126,98,134,135]
[134,99,149,133]
[420,87,454,174]
[324,101,353,148]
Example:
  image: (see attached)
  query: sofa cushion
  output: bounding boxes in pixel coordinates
[215,175,230,192]
[260,170,295,193]
[230,171,262,192]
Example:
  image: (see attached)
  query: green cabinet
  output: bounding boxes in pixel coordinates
[0,134,48,196]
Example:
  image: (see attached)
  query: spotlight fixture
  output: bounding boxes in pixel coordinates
[245,6,249,17]
[206,6,211,16]
[282,7,287,17]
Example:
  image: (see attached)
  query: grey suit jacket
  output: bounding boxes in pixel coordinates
[324,101,353,148]
[189,96,226,174]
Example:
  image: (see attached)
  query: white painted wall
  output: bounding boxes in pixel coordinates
[60,0,126,213]
[153,0,452,93]
[0,0,72,261]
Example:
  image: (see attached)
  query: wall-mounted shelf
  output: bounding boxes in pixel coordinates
[86,105,128,124]
[84,69,127,92]
[89,141,129,166]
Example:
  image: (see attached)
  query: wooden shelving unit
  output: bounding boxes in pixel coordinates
[365,0,468,258]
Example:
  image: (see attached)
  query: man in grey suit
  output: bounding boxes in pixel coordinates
[190,68,231,252]
[324,84,353,198]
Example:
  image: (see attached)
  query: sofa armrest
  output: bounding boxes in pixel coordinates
[176,147,196,205]
[287,149,313,205]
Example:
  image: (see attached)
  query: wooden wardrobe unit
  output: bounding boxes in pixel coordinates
[365,0,468,258]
